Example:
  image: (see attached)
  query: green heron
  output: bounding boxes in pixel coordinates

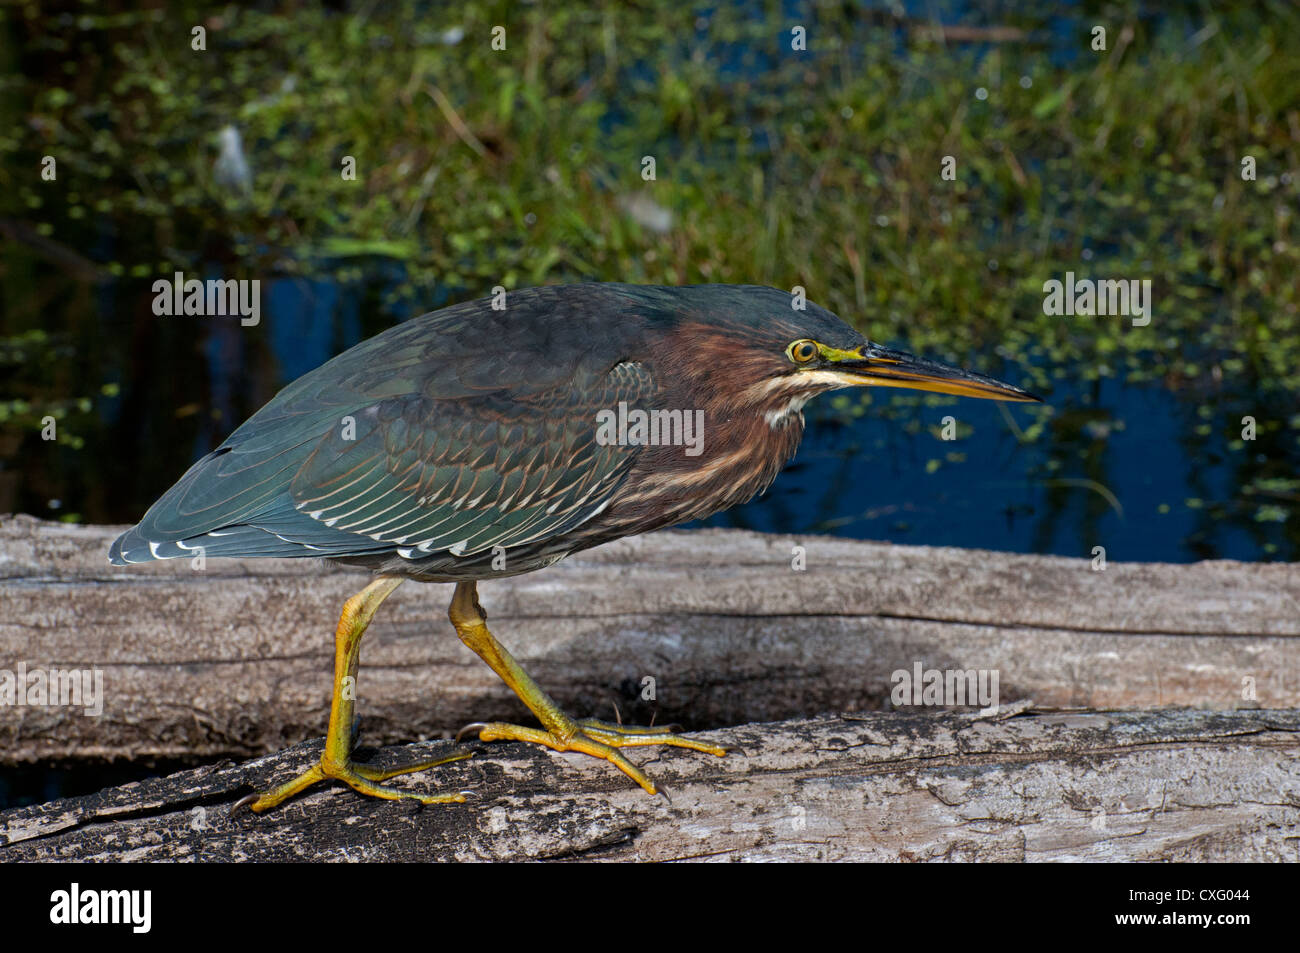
[109,283,1038,811]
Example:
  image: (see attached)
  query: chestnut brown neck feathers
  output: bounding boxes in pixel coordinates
[590,325,842,538]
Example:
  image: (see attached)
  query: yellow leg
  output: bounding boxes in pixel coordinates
[235,576,471,814]
[448,581,726,795]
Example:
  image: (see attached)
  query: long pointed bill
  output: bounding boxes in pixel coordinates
[826,344,1041,402]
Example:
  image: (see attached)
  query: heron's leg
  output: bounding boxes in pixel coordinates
[236,576,470,814]
[448,581,725,795]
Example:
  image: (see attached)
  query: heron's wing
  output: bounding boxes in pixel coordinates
[287,361,652,558]
[110,360,654,563]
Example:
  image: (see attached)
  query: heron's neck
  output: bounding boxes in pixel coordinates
[596,379,808,534]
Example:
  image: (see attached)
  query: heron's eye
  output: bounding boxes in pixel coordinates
[789,340,818,364]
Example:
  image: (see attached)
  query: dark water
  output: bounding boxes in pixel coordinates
[703,377,1288,563]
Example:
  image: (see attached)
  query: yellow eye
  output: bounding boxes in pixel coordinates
[789,340,818,364]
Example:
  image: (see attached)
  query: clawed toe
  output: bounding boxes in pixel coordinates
[460,715,727,795]
[235,749,473,814]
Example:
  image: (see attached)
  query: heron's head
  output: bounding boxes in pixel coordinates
[657,286,1040,424]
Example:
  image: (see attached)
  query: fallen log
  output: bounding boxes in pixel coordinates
[1,514,1297,766]
[1,708,1296,862]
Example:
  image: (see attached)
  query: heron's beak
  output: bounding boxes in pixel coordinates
[826,344,1041,402]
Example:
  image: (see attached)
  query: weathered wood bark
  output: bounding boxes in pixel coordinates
[2,514,1298,766]
[2,709,1296,861]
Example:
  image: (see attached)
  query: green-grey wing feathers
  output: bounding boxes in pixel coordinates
[109,287,657,566]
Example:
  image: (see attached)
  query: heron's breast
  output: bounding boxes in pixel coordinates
[596,409,805,533]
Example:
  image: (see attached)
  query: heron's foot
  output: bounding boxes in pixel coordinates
[235,749,473,814]
[458,716,727,795]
